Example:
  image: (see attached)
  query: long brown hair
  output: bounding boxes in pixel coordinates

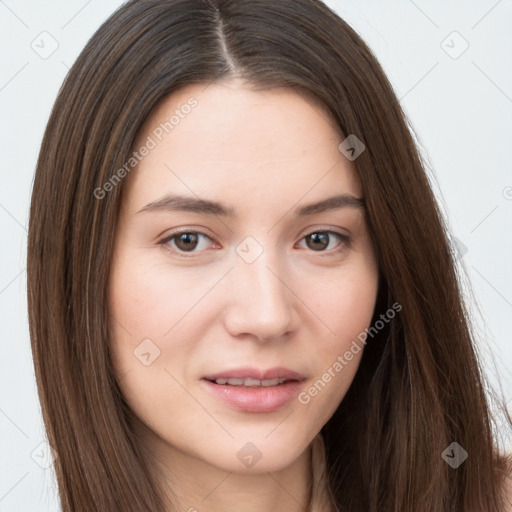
[27,0,511,510]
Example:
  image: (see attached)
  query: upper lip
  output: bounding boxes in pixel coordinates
[202,366,305,382]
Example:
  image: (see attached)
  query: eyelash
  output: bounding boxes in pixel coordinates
[157,228,351,258]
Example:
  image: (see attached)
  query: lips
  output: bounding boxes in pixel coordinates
[201,367,306,413]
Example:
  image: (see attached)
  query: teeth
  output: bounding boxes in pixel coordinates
[261,378,288,386]
[213,377,288,387]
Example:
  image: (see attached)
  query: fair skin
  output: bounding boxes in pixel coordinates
[108,80,379,512]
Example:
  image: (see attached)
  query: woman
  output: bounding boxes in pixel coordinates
[27,0,512,510]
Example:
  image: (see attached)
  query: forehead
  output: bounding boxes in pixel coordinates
[124,81,362,214]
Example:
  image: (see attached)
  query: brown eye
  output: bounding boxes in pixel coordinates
[299,231,350,254]
[159,231,213,256]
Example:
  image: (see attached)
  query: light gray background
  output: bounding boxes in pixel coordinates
[1,1,511,510]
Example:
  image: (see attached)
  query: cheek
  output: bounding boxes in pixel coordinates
[109,258,173,336]
[107,249,222,401]
[295,260,379,408]
[108,248,215,339]
[107,257,197,427]
[303,258,379,346]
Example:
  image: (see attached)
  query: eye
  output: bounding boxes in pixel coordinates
[297,230,350,254]
[159,230,214,256]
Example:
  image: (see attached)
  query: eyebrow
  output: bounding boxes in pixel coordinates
[136,193,365,217]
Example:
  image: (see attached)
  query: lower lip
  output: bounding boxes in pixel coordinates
[201,379,304,413]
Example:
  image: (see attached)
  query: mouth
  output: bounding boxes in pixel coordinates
[200,367,306,413]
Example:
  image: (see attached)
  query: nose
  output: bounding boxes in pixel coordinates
[223,249,299,343]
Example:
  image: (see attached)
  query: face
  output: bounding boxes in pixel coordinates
[108,80,379,475]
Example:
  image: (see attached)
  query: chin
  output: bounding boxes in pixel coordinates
[200,433,309,474]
